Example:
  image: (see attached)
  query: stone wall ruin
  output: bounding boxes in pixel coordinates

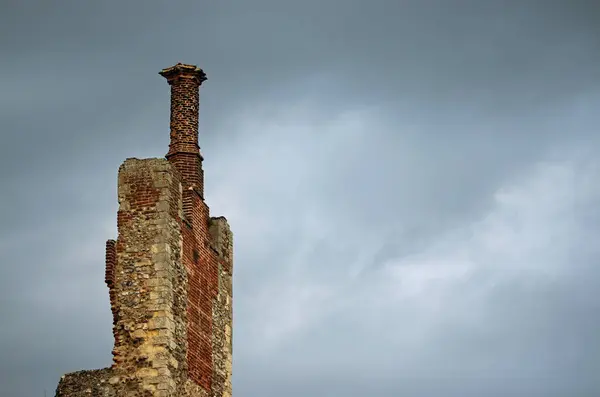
[55,63,233,397]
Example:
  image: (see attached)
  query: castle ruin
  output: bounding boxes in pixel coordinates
[55,63,233,397]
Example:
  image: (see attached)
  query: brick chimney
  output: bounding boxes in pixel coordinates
[159,63,207,199]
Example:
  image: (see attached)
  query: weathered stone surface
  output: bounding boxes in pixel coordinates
[55,368,116,397]
[55,63,233,397]
[209,217,233,397]
[108,158,186,397]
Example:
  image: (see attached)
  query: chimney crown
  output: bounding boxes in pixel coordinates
[159,63,207,85]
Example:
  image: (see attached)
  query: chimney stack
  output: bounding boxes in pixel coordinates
[159,63,207,198]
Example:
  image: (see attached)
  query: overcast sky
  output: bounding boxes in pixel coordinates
[1,1,600,396]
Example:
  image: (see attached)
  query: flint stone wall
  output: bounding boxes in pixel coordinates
[55,369,209,397]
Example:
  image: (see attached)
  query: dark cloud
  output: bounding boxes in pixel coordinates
[2,1,600,396]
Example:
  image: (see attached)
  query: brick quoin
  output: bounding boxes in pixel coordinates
[159,63,220,392]
[104,240,118,347]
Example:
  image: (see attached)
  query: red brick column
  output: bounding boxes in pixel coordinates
[104,240,119,351]
[160,63,216,393]
[159,63,207,201]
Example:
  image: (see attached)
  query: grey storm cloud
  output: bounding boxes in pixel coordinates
[1,1,600,396]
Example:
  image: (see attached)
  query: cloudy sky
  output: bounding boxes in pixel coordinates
[2,1,600,396]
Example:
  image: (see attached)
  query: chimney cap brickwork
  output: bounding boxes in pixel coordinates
[159,63,207,85]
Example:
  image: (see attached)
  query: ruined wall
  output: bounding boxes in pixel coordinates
[56,158,189,397]
[55,63,233,397]
[110,158,188,396]
[55,369,116,397]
